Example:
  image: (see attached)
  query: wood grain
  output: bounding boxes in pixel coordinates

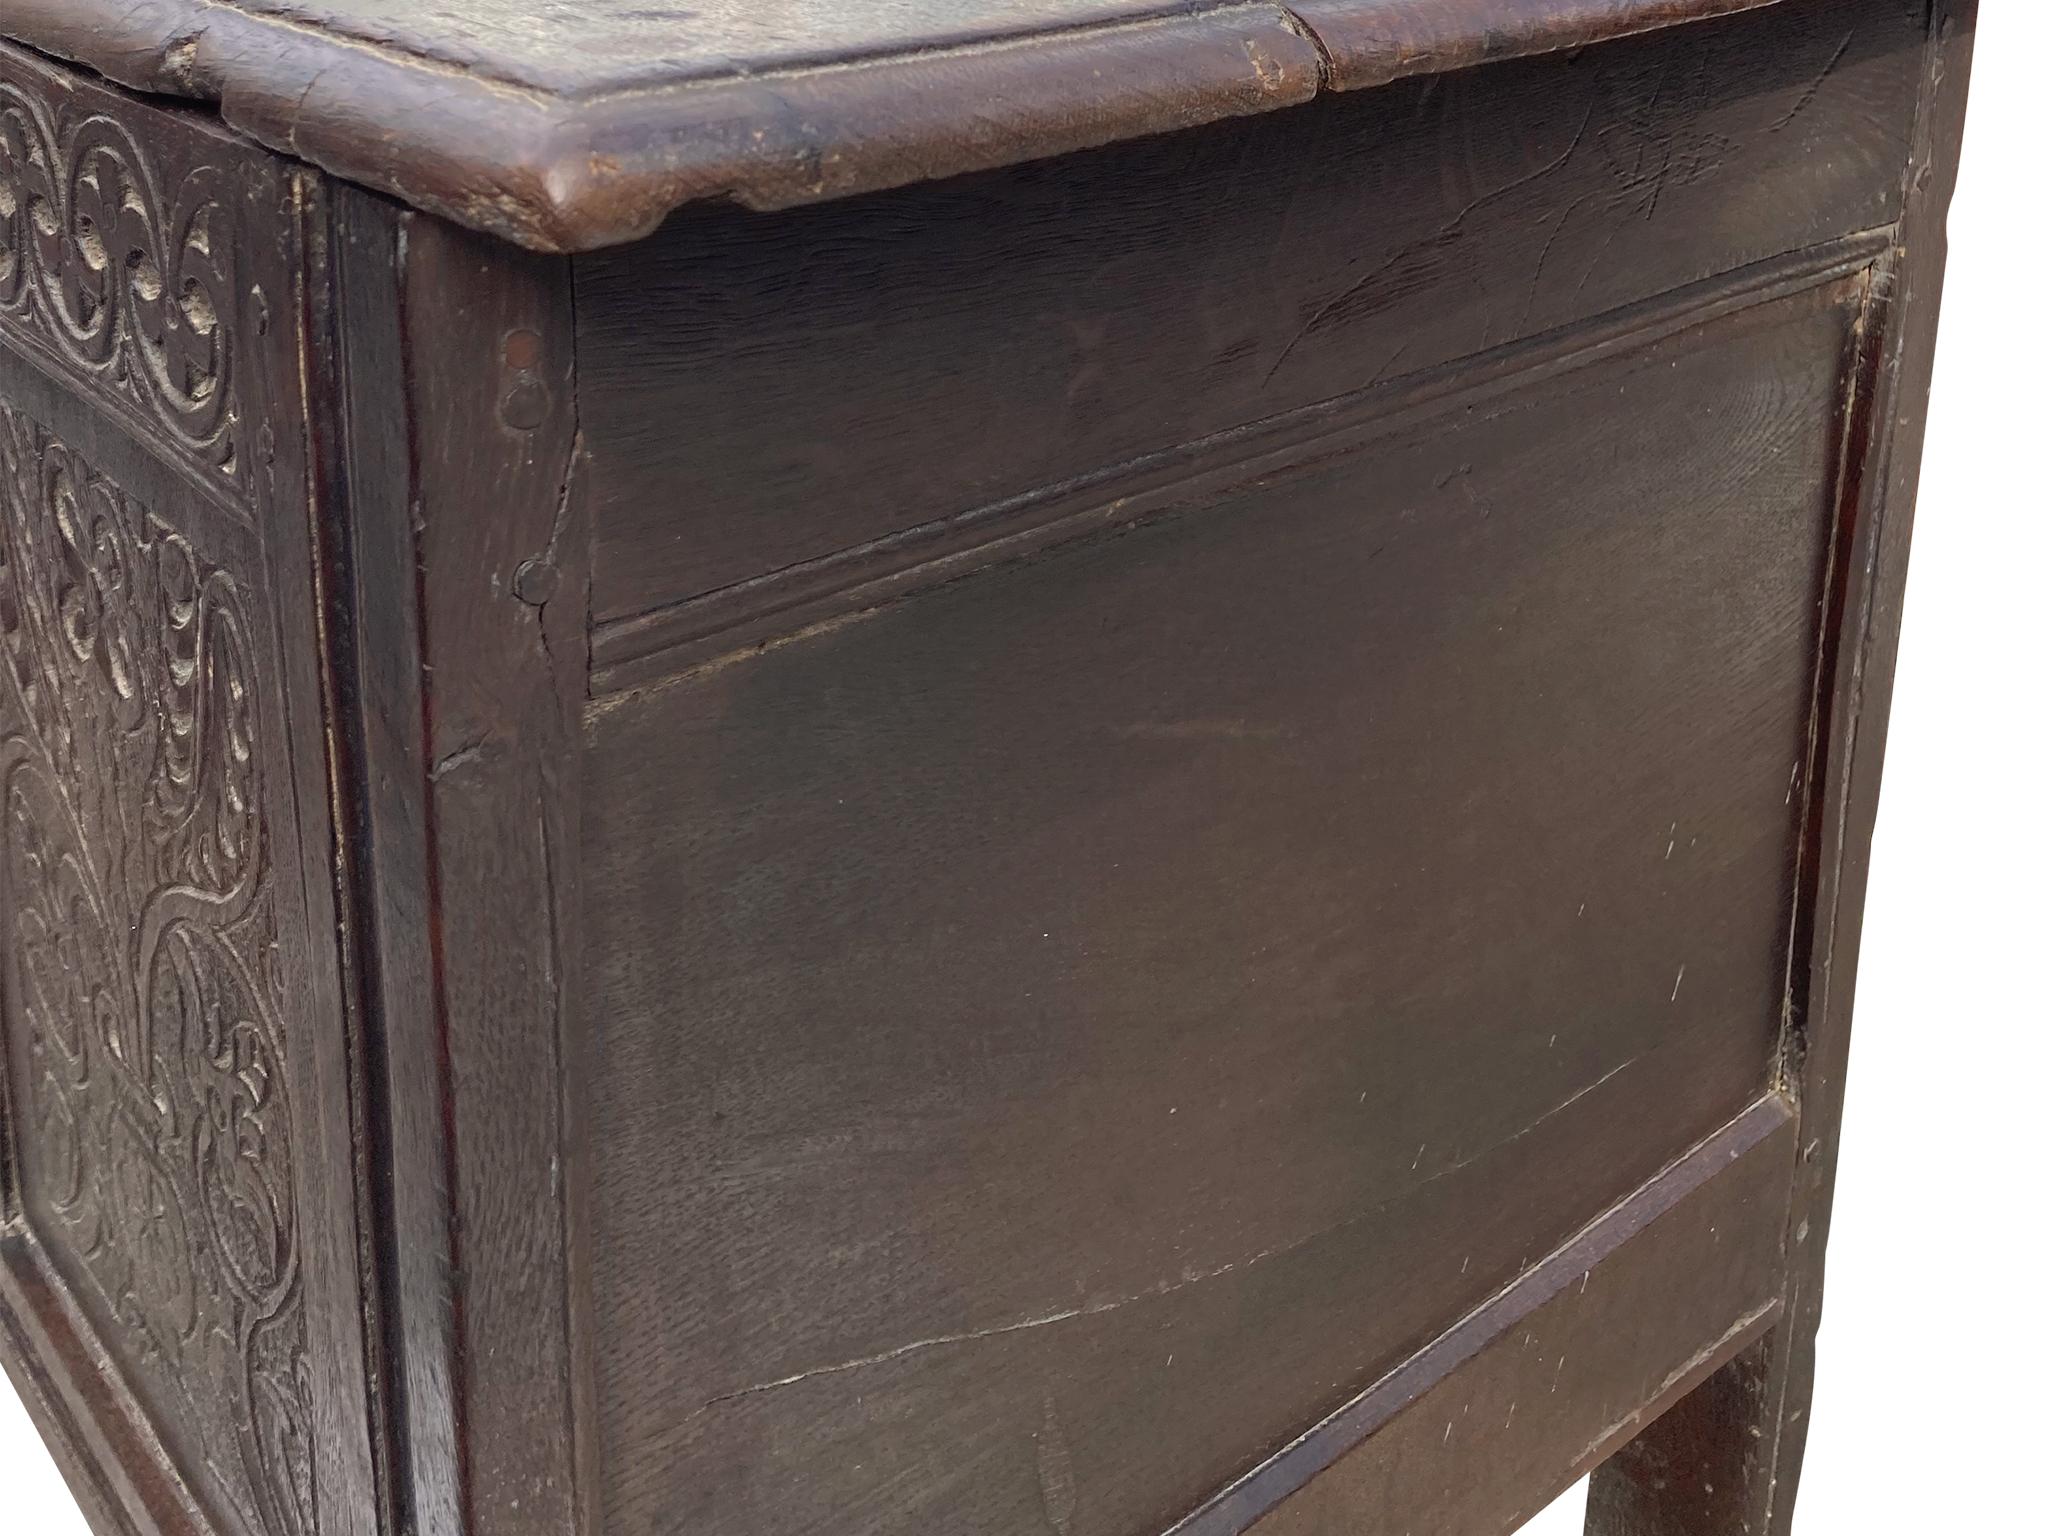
[1588,3,1982,1532]
[312,184,595,1536]
[588,232,1890,694]
[0,38,378,1536]
[576,0,1923,627]
[0,1,1800,249]
[340,209,592,1536]
[580,276,1860,1536]
[1229,1096,1795,1536]
[0,5,1972,1535]
[319,190,463,1536]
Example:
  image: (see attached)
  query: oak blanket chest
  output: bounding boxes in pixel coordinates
[0,2,1973,1534]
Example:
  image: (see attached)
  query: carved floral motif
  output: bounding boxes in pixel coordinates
[0,399,310,1536]
[0,81,237,477]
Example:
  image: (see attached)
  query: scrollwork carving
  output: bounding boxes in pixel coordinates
[0,81,237,478]
[0,398,310,1536]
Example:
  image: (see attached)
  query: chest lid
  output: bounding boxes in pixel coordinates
[0,0,1782,249]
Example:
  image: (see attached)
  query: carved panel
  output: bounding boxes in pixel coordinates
[0,398,310,1536]
[0,72,241,487]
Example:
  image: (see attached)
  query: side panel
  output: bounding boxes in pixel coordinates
[579,271,1865,1536]
[0,41,377,1536]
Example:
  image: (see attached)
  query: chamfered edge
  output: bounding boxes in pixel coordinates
[0,0,1785,252]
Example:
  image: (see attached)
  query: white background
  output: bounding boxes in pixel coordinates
[3,6,2041,1532]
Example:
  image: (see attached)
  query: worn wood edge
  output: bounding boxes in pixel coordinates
[1587,6,1979,1532]
[1756,0,1977,1523]
[1160,1093,1793,1536]
[1767,9,1982,1505]
[0,1301,131,1536]
[0,0,1784,251]
[313,184,454,1536]
[306,186,600,1536]
[1497,1304,1781,1530]
[587,226,1892,699]
[0,1232,216,1536]
[292,168,402,1536]
[1295,0,1785,89]
[385,211,591,1536]
[1580,248,1878,1536]
[265,169,387,1536]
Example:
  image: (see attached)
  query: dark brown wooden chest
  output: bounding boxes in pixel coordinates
[0,3,1975,1534]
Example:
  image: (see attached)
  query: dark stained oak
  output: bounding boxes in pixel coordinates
[0,38,379,1536]
[1226,1099,1798,1536]
[0,3,1974,1536]
[0,0,1791,250]
[0,0,1789,96]
[1587,4,1982,1532]
[577,0,1922,626]
[580,275,1855,1536]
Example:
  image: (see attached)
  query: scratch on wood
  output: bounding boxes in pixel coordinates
[1037,1395,1077,1536]
[1264,94,1600,384]
[1520,193,1594,329]
[429,737,494,780]
[696,1053,1646,1412]
[1115,718,1292,743]
[1771,31,1858,133]
[1571,1299,1780,1466]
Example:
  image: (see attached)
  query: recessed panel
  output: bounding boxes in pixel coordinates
[583,280,1857,1535]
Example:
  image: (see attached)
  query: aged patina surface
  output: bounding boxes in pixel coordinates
[3,0,1797,247]
[0,3,1974,1535]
